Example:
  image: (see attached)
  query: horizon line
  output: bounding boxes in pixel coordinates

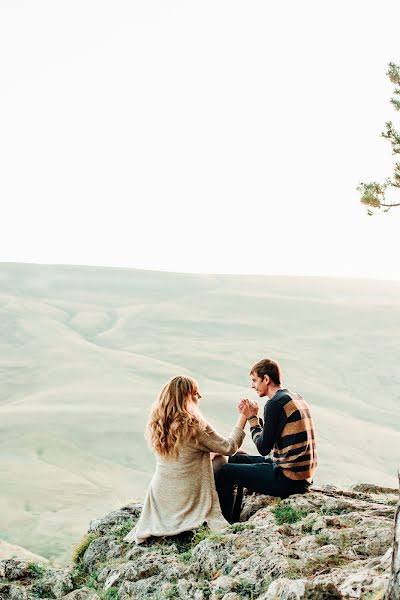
[1,260,400,284]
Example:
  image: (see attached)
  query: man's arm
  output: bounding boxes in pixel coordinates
[250,400,286,456]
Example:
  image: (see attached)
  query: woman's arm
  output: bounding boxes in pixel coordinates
[236,413,247,430]
[197,419,246,456]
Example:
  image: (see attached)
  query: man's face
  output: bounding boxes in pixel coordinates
[251,372,269,397]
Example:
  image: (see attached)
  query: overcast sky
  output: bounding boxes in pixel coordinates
[1,0,400,280]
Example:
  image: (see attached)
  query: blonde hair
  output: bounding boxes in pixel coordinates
[146,375,206,459]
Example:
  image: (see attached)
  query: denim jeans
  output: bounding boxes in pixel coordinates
[214,453,310,523]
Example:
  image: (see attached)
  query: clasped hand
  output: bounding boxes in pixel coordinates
[238,398,259,419]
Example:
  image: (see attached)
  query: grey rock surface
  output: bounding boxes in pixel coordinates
[0,484,398,600]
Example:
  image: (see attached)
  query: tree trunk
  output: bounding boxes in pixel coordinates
[387,470,400,599]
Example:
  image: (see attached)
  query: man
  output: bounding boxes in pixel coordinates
[214,358,317,523]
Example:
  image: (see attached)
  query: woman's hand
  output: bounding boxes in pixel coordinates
[238,398,259,418]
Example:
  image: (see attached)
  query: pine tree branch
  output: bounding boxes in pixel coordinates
[382,122,400,154]
[359,62,400,214]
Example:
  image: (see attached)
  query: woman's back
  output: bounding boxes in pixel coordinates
[123,376,246,545]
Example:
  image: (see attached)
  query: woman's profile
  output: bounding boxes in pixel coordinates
[123,375,246,544]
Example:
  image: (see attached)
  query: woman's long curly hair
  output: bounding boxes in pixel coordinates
[146,375,206,459]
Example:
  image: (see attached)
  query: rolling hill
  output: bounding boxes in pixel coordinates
[0,263,399,564]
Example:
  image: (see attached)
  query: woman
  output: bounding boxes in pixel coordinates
[123,375,247,544]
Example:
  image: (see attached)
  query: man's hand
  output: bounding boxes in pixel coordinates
[238,398,259,419]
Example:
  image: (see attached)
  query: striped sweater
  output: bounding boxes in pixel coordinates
[250,388,317,482]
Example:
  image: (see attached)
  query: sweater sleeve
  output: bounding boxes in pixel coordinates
[196,424,246,456]
[250,399,286,456]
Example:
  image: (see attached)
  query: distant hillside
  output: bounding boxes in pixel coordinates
[0,539,48,564]
[0,263,399,564]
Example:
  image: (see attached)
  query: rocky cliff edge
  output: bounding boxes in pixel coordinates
[1,483,398,600]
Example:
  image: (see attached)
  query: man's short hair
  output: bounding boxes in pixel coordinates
[250,358,282,385]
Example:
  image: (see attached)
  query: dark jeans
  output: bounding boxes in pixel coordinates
[214,453,310,523]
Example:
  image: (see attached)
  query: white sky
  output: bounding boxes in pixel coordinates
[1,0,400,280]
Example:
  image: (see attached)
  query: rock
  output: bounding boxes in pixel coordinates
[303,581,343,599]
[312,567,390,599]
[387,470,400,599]
[103,556,160,589]
[211,575,236,591]
[339,569,390,599]
[315,544,340,559]
[0,560,30,581]
[81,536,124,572]
[380,546,393,570]
[240,493,277,521]
[0,584,29,600]
[352,483,398,495]
[118,573,166,599]
[3,483,397,600]
[191,538,237,575]
[32,568,74,599]
[60,587,100,600]
[260,577,306,599]
[88,504,142,536]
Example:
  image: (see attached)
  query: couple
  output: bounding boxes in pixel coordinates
[124,358,317,545]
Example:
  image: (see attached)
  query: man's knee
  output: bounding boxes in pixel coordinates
[229,454,265,465]
[215,462,237,486]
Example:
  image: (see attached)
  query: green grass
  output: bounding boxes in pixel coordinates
[191,523,212,546]
[100,587,119,600]
[198,579,211,599]
[113,518,136,540]
[71,533,98,565]
[163,583,180,599]
[178,549,193,564]
[272,505,308,525]
[286,558,304,580]
[85,575,100,590]
[147,523,219,558]
[71,561,103,589]
[301,520,314,534]
[28,563,46,577]
[235,578,270,599]
[71,562,90,589]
